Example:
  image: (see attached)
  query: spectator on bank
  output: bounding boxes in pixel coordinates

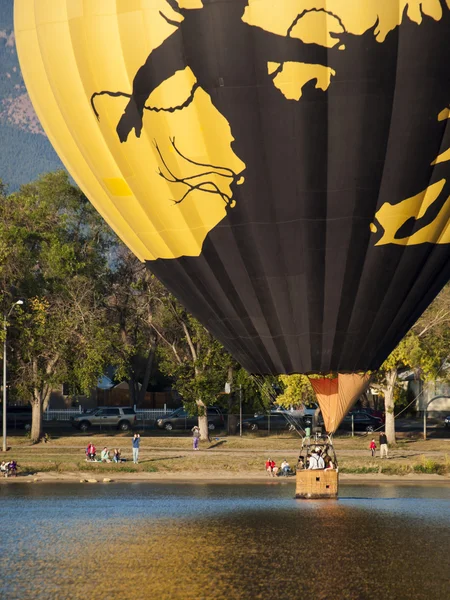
[192,426,200,451]
[112,448,121,463]
[265,458,278,477]
[101,447,110,462]
[2,460,17,477]
[280,460,292,476]
[370,438,377,457]
[7,460,17,477]
[132,433,140,464]
[379,432,389,459]
[86,443,96,461]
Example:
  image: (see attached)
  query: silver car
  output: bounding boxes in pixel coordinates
[71,407,136,432]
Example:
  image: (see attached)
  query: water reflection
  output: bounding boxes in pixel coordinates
[0,483,449,599]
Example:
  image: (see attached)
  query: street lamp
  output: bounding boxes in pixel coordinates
[423,395,450,440]
[2,300,23,452]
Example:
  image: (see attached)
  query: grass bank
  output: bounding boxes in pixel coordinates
[2,432,450,480]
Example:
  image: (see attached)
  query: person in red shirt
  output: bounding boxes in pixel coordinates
[86,443,96,461]
[265,458,278,477]
[369,439,377,457]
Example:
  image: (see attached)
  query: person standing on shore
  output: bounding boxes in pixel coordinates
[132,433,140,464]
[379,432,388,459]
[369,439,377,457]
[192,425,200,450]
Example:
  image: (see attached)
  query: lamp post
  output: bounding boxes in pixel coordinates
[2,300,23,452]
[423,395,450,441]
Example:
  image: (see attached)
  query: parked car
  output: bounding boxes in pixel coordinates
[445,415,450,428]
[156,407,224,431]
[351,407,385,422]
[4,405,32,430]
[338,412,384,433]
[70,407,136,432]
[240,413,305,432]
[255,409,314,426]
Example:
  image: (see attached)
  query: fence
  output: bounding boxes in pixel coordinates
[42,408,173,422]
[44,409,80,421]
[14,408,318,436]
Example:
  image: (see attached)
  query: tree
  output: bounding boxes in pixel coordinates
[106,247,164,406]
[276,374,316,408]
[1,172,117,442]
[154,293,233,440]
[372,283,450,445]
[370,335,420,445]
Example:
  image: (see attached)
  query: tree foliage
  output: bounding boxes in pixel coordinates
[1,172,118,441]
[276,374,315,408]
[372,284,450,444]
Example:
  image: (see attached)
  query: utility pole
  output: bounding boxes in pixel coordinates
[239,384,242,438]
[2,318,6,451]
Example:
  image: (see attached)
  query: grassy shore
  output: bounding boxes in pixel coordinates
[1,431,449,481]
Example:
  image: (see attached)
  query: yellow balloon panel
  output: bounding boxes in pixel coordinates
[15,0,245,260]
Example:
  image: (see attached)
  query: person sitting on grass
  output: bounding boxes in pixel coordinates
[86,443,96,461]
[280,460,292,476]
[112,448,122,463]
[100,447,110,463]
[2,460,17,477]
[265,458,278,477]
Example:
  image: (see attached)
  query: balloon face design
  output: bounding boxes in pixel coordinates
[15,1,450,373]
[86,0,450,255]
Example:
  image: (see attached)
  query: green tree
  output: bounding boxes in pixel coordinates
[155,293,233,440]
[1,172,117,442]
[106,247,162,405]
[372,284,450,445]
[276,374,316,408]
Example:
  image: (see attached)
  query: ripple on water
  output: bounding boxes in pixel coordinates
[0,482,449,600]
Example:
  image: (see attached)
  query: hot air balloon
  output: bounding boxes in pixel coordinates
[15,1,450,443]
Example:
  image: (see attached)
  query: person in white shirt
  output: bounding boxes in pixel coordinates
[280,460,291,475]
[308,447,325,469]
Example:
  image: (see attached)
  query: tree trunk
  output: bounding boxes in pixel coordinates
[137,339,156,406]
[128,378,138,407]
[196,399,209,441]
[384,369,397,445]
[30,399,43,444]
[42,388,52,412]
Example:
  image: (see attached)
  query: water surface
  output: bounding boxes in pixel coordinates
[0,482,449,599]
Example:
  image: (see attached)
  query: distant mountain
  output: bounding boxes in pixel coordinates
[0,0,63,191]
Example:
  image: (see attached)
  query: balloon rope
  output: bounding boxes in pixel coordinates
[248,373,305,438]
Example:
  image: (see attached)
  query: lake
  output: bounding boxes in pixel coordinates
[0,482,449,599]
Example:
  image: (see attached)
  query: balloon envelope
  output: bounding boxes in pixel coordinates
[309,374,371,434]
[15,1,450,374]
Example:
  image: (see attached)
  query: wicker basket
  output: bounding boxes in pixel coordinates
[295,469,339,499]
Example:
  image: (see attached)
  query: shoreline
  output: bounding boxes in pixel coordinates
[1,471,449,485]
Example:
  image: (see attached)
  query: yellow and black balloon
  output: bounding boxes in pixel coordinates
[15,1,450,428]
